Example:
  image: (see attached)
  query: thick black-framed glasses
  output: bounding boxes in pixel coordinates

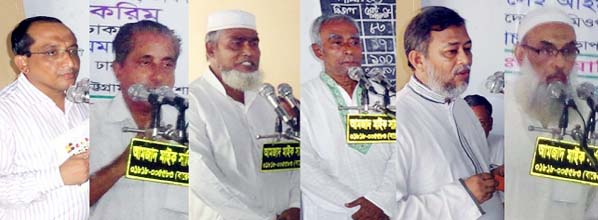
[521,44,579,60]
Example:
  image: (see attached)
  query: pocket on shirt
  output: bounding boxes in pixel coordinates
[163,185,189,213]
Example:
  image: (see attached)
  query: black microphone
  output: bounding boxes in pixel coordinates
[368,68,395,93]
[154,86,189,108]
[348,67,372,107]
[549,81,577,137]
[259,83,298,131]
[66,78,90,103]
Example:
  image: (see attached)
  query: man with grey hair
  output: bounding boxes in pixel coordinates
[89,20,188,220]
[395,6,503,219]
[188,9,300,220]
[505,7,598,219]
[301,13,397,220]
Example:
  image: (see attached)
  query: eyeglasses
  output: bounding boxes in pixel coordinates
[26,48,84,60]
[521,44,579,60]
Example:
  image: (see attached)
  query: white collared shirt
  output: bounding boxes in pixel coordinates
[90,93,188,220]
[0,74,89,220]
[188,69,300,220]
[300,74,397,220]
[394,76,503,220]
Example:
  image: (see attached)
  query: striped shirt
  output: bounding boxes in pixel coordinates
[0,74,89,220]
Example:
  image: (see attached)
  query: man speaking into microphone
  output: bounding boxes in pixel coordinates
[89,20,188,220]
[188,10,300,220]
[301,14,397,220]
[505,7,598,219]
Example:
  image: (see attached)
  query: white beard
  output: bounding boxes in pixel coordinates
[220,69,263,91]
[514,57,576,126]
[424,61,469,99]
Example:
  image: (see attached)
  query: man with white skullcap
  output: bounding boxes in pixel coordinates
[188,9,300,220]
[505,7,598,219]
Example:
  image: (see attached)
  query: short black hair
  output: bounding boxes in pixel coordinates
[112,20,181,64]
[10,16,63,56]
[404,6,465,69]
[464,94,493,115]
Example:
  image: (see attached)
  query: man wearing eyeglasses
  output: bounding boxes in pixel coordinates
[0,16,89,219]
[505,7,598,219]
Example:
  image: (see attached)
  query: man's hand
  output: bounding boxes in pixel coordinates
[345,197,389,220]
[59,152,89,185]
[464,172,497,203]
[277,207,300,220]
[491,165,504,177]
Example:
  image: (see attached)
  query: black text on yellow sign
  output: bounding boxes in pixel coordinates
[346,114,396,144]
[125,138,189,186]
[530,137,598,186]
[261,142,300,172]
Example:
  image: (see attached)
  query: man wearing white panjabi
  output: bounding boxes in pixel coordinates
[188,10,300,220]
[395,6,503,219]
[505,7,598,220]
[301,14,397,220]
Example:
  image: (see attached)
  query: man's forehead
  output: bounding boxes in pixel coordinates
[429,25,470,45]
[27,22,76,46]
[220,28,258,39]
[524,22,575,45]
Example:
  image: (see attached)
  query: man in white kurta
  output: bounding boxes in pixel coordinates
[188,69,299,219]
[89,20,188,220]
[90,94,187,220]
[301,14,397,220]
[504,7,598,219]
[395,6,503,219]
[395,77,503,219]
[0,17,89,219]
[188,10,300,220]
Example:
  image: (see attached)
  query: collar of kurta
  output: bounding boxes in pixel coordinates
[105,92,136,124]
[202,67,259,108]
[17,73,74,112]
[407,75,452,104]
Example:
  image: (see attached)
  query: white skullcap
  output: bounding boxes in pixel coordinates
[207,10,256,32]
[518,7,572,40]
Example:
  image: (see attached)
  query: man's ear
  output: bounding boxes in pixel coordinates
[407,50,424,73]
[206,42,216,59]
[13,55,29,74]
[311,43,323,59]
[514,44,525,63]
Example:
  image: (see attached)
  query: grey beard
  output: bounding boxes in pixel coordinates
[424,62,468,99]
[220,69,263,91]
[515,57,575,126]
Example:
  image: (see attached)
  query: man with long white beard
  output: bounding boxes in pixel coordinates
[505,7,598,219]
[187,10,300,220]
[394,6,503,219]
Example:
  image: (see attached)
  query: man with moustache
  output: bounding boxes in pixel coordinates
[505,7,598,219]
[187,10,300,220]
[0,16,89,219]
[301,14,396,220]
[89,20,188,220]
[395,7,503,219]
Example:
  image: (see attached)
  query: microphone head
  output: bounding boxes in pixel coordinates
[548,81,566,99]
[258,83,275,97]
[278,83,292,97]
[66,78,90,103]
[485,71,504,94]
[347,67,363,81]
[128,84,149,102]
[576,82,595,99]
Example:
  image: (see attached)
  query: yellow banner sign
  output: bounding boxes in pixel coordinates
[261,142,300,172]
[530,137,598,186]
[125,138,189,186]
[346,114,396,144]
